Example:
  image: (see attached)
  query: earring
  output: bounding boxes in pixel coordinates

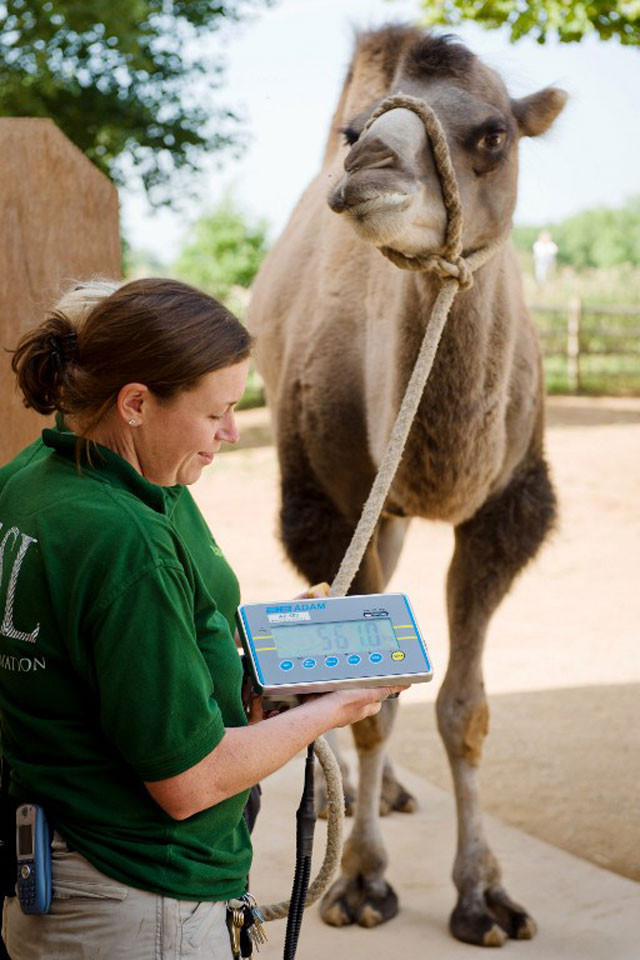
[128,418,136,426]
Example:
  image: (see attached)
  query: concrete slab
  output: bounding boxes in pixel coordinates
[249,753,640,960]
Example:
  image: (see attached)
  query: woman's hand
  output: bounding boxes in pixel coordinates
[241,672,266,724]
[318,685,409,728]
[246,692,265,724]
[294,582,330,600]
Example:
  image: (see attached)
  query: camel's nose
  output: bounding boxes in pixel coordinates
[343,135,400,176]
[328,136,403,214]
[328,180,348,213]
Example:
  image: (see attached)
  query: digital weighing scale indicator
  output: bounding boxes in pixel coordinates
[237,593,433,696]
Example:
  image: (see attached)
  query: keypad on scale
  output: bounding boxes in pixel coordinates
[276,651,393,671]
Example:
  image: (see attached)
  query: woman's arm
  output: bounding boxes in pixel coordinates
[144,686,402,820]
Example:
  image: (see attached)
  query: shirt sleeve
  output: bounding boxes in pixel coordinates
[87,562,227,782]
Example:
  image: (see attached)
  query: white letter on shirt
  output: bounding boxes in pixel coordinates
[0,525,41,644]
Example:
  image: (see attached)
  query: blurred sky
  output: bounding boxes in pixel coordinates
[121,0,640,262]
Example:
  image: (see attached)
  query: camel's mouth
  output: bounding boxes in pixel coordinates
[330,182,443,253]
[347,193,411,221]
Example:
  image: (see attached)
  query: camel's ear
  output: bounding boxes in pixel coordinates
[511,87,568,137]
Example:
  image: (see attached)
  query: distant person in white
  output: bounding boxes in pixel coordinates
[533,231,559,285]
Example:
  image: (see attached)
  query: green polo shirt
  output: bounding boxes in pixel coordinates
[0,425,252,900]
[0,421,241,635]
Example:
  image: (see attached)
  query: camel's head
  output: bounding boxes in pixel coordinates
[328,32,566,258]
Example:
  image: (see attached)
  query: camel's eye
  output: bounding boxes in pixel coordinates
[470,123,510,175]
[342,126,360,147]
[478,129,506,151]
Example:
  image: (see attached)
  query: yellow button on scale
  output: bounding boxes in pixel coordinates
[391,651,405,661]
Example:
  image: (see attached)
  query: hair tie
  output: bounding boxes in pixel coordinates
[47,331,78,371]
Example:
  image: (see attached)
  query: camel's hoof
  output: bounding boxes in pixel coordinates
[320,875,399,928]
[379,780,417,816]
[380,764,418,816]
[486,888,538,940]
[450,888,537,946]
[316,782,356,820]
[356,881,398,928]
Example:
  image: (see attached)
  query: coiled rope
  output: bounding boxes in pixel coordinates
[258,92,507,919]
[259,736,344,921]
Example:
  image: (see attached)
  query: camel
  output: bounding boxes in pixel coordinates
[248,26,566,947]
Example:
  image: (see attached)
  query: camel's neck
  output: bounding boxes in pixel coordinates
[396,243,513,371]
[364,242,520,467]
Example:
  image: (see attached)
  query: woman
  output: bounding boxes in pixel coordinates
[0,278,403,959]
[0,280,243,640]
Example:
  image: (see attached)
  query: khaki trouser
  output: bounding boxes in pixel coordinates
[2,835,234,960]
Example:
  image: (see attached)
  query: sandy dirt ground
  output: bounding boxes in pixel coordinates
[191,395,640,883]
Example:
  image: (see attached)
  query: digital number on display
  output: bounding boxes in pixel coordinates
[271,619,400,659]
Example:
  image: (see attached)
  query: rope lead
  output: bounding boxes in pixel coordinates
[331,92,507,597]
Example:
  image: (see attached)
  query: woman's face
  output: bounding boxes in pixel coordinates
[136,360,249,486]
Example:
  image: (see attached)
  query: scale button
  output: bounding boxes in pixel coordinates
[391,651,405,662]
[347,654,361,665]
[325,656,339,667]
[369,652,383,664]
[279,660,294,671]
[302,658,316,669]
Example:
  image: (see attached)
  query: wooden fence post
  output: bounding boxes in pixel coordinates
[567,297,582,393]
[0,118,121,463]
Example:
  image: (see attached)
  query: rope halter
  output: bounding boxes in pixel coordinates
[360,92,476,290]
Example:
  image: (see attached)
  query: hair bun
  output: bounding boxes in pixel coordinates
[11,310,80,415]
[45,330,78,371]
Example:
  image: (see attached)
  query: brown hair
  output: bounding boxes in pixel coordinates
[11,278,253,431]
[50,278,122,330]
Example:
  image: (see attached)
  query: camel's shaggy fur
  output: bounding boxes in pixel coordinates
[249,25,566,946]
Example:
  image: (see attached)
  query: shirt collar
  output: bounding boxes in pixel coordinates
[42,424,175,515]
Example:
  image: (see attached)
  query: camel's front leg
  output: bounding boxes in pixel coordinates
[316,731,416,819]
[438,458,556,946]
[437,659,535,946]
[320,700,399,927]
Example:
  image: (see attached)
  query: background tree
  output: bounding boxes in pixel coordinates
[513,198,640,269]
[0,0,270,203]
[418,0,639,45]
[172,196,268,307]
[122,237,167,280]
[170,196,269,408]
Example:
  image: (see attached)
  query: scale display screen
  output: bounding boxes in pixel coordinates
[271,618,399,659]
[237,592,433,696]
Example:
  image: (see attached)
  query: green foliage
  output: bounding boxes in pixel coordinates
[170,198,269,410]
[558,202,640,269]
[171,197,269,306]
[521,263,640,307]
[514,204,640,395]
[512,225,540,258]
[123,244,168,281]
[0,0,270,202]
[418,0,640,45]
[237,365,265,410]
[534,297,640,395]
[513,198,640,271]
